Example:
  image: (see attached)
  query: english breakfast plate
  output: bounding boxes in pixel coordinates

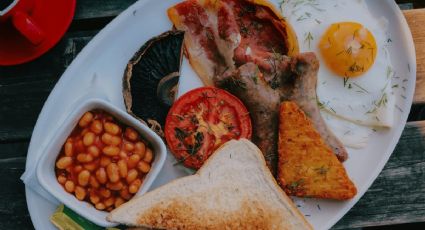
[23,0,415,229]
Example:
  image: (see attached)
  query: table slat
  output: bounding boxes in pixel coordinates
[404,9,425,104]
[333,121,425,229]
[1,120,423,229]
[74,0,136,20]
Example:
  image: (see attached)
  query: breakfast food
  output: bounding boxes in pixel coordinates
[281,0,395,148]
[123,30,185,136]
[278,101,357,200]
[107,139,313,230]
[215,52,348,174]
[319,22,377,78]
[164,87,252,169]
[50,204,103,230]
[167,0,299,85]
[55,110,154,211]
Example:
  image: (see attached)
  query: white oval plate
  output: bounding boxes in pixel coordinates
[24,0,416,229]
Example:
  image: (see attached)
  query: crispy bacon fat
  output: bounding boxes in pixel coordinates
[168,0,299,85]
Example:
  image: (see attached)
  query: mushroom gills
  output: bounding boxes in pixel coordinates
[123,30,184,135]
[157,72,180,107]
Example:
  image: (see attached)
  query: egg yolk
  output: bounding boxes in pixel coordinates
[319,22,377,78]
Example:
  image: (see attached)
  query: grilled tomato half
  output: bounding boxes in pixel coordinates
[165,87,252,169]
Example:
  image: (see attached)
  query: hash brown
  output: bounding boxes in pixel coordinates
[277,101,357,200]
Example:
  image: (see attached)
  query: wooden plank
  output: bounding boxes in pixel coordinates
[333,121,425,229]
[0,142,29,159]
[0,31,97,78]
[399,3,414,10]
[0,77,56,141]
[404,9,425,104]
[74,0,137,20]
[0,141,32,230]
[0,155,33,229]
[0,120,424,229]
[71,0,425,20]
[0,31,97,141]
[398,0,425,9]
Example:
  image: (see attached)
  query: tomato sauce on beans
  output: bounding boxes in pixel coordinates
[55,110,154,211]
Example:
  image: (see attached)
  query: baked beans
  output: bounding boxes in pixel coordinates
[57,175,67,184]
[55,110,155,211]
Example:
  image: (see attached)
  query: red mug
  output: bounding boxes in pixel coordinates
[0,0,45,45]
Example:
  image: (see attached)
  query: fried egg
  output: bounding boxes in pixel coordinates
[281,0,395,148]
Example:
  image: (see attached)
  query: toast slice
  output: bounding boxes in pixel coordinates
[107,139,312,230]
[277,101,357,200]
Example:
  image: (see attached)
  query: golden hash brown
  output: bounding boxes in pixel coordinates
[277,101,357,200]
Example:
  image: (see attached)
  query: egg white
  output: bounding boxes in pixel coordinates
[281,0,395,148]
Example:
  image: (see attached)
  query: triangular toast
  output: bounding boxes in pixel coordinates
[278,101,357,200]
[108,139,312,229]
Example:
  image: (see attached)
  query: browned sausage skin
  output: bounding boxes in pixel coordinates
[285,53,348,162]
[215,63,281,173]
[214,53,348,174]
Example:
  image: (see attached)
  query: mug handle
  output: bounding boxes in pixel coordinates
[12,11,45,45]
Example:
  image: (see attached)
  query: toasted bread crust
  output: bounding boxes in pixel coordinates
[137,199,287,230]
[108,139,312,229]
[278,102,357,200]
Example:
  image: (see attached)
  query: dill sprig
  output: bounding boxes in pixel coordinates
[317,99,337,114]
[386,66,394,78]
[395,105,404,112]
[304,32,314,49]
[352,82,369,94]
[343,77,349,87]
[376,93,388,108]
[366,93,388,114]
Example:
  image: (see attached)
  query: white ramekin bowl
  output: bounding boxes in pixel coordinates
[36,98,166,227]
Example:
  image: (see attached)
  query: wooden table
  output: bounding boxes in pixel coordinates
[0,1,424,229]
